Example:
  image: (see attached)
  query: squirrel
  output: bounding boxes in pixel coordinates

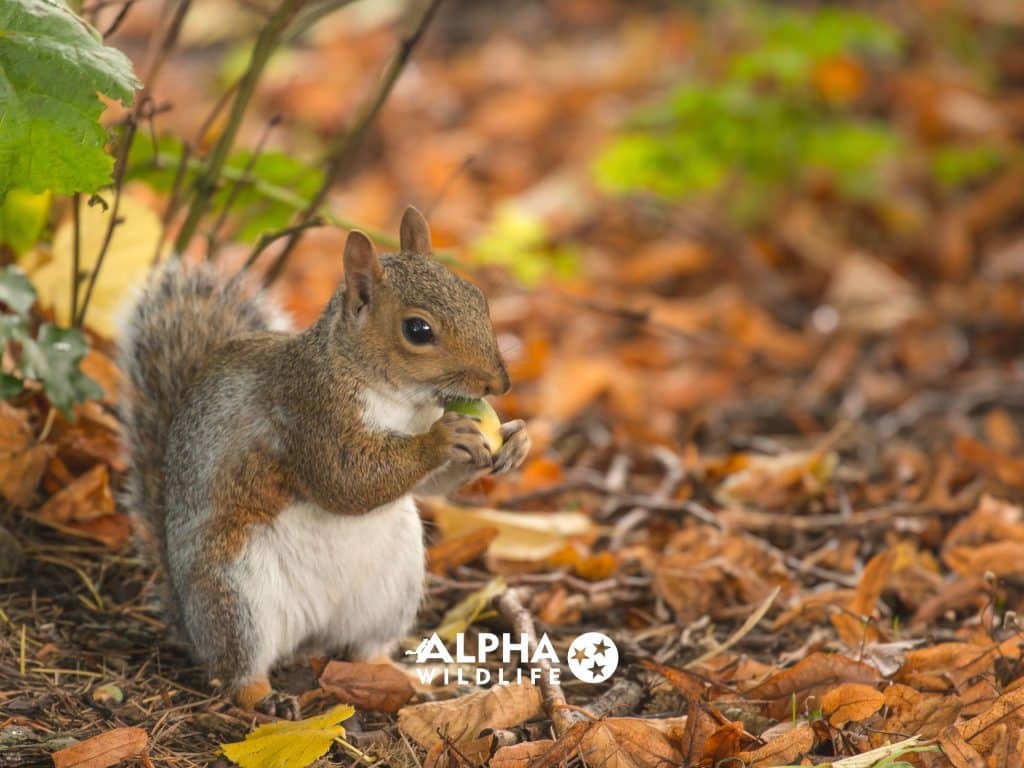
[118,207,530,718]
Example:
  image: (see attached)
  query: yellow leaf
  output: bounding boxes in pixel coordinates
[427,498,594,562]
[29,192,162,338]
[220,703,355,768]
[435,575,506,641]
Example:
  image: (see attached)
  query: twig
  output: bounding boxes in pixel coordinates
[153,138,192,266]
[173,0,307,255]
[685,586,780,669]
[70,193,82,322]
[242,218,325,271]
[494,587,575,737]
[76,0,192,326]
[102,0,136,36]
[207,115,281,259]
[263,0,445,286]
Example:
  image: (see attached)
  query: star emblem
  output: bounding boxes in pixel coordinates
[592,639,611,656]
[571,646,589,663]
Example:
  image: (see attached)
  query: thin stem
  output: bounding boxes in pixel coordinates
[153,138,192,266]
[75,0,192,327]
[262,0,444,286]
[70,193,82,323]
[173,0,306,255]
[207,115,281,260]
[242,217,324,272]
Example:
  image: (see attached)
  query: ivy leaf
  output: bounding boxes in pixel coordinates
[19,324,102,417]
[0,265,37,316]
[0,0,141,196]
[0,372,22,399]
[220,703,355,768]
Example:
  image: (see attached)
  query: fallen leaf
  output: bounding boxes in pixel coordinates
[52,727,148,768]
[745,652,879,720]
[714,450,837,509]
[734,722,814,767]
[220,703,354,768]
[0,401,52,507]
[32,463,131,547]
[427,526,499,575]
[427,498,594,562]
[578,717,686,768]
[398,681,542,764]
[489,739,556,768]
[821,683,885,727]
[319,661,413,713]
[940,724,986,768]
[435,575,506,641]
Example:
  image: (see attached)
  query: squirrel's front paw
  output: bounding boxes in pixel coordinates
[256,690,302,720]
[492,420,530,475]
[433,412,493,470]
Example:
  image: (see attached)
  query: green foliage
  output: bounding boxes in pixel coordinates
[0,265,101,416]
[931,144,1006,189]
[594,6,904,224]
[0,0,140,196]
[0,189,52,253]
[471,204,579,284]
[128,138,324,243]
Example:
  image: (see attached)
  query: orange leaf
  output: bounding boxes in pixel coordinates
[426,526,499,575]
[319,661,414,713]
[735,723,814,767]
[52,727,148,768]
[0,402,52,507]
[821,683,885,727]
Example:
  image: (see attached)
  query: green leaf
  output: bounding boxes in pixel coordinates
[0,264,37,316]
[0,372,22,399]
[19,323,101,417]
[0,189,51,252]
[0,0,140,195]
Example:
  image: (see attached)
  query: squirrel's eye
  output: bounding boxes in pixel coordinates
[402,317,435,345]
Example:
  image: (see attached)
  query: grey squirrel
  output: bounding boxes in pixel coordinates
[118,207,530,717]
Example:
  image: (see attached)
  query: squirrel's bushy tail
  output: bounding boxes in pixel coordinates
[118,261,286,567]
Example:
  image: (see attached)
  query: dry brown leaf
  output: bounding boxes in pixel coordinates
[745,652,879,720]
[714,450,837,510]
[578,718,685,768]
[427,498,594,563]
[34,465,131,548]
[734,722,814,768]
[955,436,1024,490]
[427,526,499,575]
[318,660,413,713]
[641,660,703,699]
[701,722,748,763]
[79,350,122,406]
[489,739,556,768]
[398,681,542,763]
[821,683,885,727]
[944,541,1024,578]
[0,401,52,507]
[956,684,1024,754]
[939,725,986,768]
[52,727,148,768]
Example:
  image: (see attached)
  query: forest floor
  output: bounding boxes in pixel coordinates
[3,1,1024,766]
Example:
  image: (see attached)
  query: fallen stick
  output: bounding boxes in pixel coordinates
[494,587,576,737]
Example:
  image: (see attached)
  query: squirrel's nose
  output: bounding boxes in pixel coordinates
[485,366,511,396]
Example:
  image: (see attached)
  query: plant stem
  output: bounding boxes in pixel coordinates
[173,0,306,256]
[262,0,445,286]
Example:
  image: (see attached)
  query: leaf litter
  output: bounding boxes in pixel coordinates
[2,2,1024,768]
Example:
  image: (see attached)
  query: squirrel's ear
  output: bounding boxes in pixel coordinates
[399,205,432,254]
[343,230,381,318]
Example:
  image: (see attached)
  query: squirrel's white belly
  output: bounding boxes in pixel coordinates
[233,496,424,673]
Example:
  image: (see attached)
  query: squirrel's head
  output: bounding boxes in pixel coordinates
[335,206,510,401]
